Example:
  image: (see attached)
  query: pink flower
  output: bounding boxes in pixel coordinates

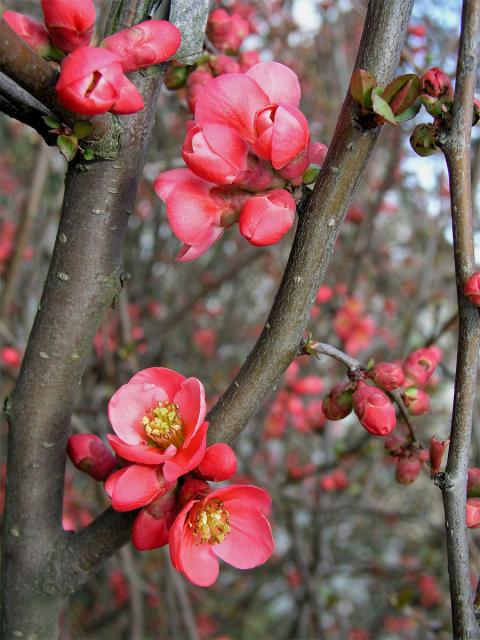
[41,0,95,53]
[465,272,480,306]
[56,47,125,115]
[466,498,480,529]
[102,20,180,72]
[196,443,237,481]
[154,168,248,261]
[182,122,249,185]
[206,9,250,52]
[239,51,261,72]
[421,67,453,99]
[0,346,22,368]
[105,463,175,511]
[369,362,405,391]
[429,436,449,475]
[185,68,214,114]
[291,376,324,395]
[352,383,397,436]
[169,483,273,586]
[107,367,208,482]
[67,434,116,481]
[322,382,354,421]
[402,387,430,416]
[395,456,422,484]
[3,11,52,58]
[238,189,295,246]
[195,62,303,150]
[209,54,241,76]
[403,347,439,386]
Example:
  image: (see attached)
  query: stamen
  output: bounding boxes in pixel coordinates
[142,401,184,450]
[190,500,231,545]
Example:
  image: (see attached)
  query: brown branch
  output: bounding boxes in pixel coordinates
[0,4,168,637]
[206,0,414,447]
[435,2,480,638]
[0,19,109,139]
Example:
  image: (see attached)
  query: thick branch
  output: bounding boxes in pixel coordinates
[206,0,414,446]
[438,2,480,638]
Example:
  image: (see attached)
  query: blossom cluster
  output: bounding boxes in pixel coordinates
[156,56,327,260]
[67,367,274,586]
[5,0,181,116]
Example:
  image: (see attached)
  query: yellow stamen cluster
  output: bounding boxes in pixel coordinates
[189,500,231,545]
[142,401,184,450]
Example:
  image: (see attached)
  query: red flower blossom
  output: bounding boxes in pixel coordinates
[169,484,274,586]
[352,383,396,436]
[107,367,208,482]
[195,443,237,482]
[4,11,52,58]
[239,189,295,246]
[67,434,116,481]
[102,20,180,72]
[41,0,95,53]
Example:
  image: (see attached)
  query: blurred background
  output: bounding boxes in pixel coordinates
[0,0,475,638]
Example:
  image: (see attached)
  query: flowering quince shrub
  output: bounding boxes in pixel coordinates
[155,59,327,260]
[67,366,274,585]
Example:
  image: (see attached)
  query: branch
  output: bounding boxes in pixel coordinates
[436,2,480,638]
[0,18,109,138]
[0,72,55,142]
[206,0,414,447]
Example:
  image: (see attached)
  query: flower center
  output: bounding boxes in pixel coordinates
[189,500,231,545]
[142,401,184,450]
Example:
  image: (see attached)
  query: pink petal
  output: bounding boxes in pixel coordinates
[108,382,166,444]
[111,464,164,511]
[178,525,220,586]
[163,421,208,482]
[195,74,268,143]
[104,466,128,498]
[176,227,224,262]
[246,61,301,107]
[169,500,194,568]
[213,503,274,569]
[107,434,176,465]
[154,168,208,202]
[238,190,295,247]
[271,104,309,170]
[174,377,206,441]
[129,367,185,400]
[210,485,272,515]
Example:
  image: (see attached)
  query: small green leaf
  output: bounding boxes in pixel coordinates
[43,115,61,130]
[350,69,377,108]
[382,74,420,115]
[371,89,397,125]
[72,120,94,140]
[302,164,320,185]
[83,148,94,161]
[57,135,78,162]
[394,98,422,123]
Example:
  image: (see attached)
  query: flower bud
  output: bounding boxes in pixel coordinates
[164,63,189,90]
[209,54,241,76]
[322,382,354,420]
[110,75,144,115]
[466,498,480,529]
[395,456,422,484]
[178,478,211,508]
[56,47,125,115]
[384,433,404,455]
[3,11,53,58]
[429,436,449,475]
[464,272,480,306]
[352,383,396,436]
[420,68,454,117]
[239,51,261,71]
[410,124,439,157]
[468,468,480,498]
[403,348,439,386]
[67,434,116,481]
[41,0,96,53]
[185,67,214,113]
[206,9,250,53]
[381,74,421,117]
[132,491,178,550]
[369,362,405,391]
[239,189,296,246]
[102,20,180,72]
[402,387,430,416]
[196,443,237,481]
